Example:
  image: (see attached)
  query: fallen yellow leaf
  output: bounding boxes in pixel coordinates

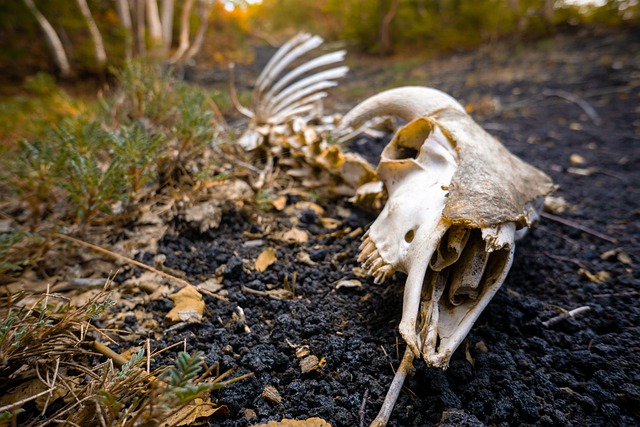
[272,195,287,211]
[166,397,224,426]
[165,285,205,324]
[282,228,309,244]
[255,247,277,272]
[251,418,332,427]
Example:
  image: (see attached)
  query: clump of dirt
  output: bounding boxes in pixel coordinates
[140,27,639,426]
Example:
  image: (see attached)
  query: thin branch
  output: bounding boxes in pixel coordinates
[542,306,591,327]
[52,233,228,302]
[0,387,55,412]
[542,88,602,126]
[541,212,616,243]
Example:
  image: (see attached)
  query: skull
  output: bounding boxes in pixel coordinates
[343,87,555,369]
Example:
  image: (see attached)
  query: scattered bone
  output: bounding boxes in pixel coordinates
[542,306,591,327]
[233,33,377,200]
[235,33,349,151]
[335,279,363,290]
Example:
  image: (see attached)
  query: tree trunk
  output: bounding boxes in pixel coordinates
[170,0,194,62]
[160,0,174,52]
[75,0,107,67]
[114,0,133,58]
[182,0,210,62]
[542,0,555,29]
[133,0,146,55]
[146,0,163,47]
[379,0,399,56]
[21,0,71,76]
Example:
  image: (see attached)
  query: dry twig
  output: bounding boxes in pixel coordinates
[542,306,591,327]
[541,212,616,243]
[53,233,228,302]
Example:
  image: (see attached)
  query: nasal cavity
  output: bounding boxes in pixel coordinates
[404,229,415,243]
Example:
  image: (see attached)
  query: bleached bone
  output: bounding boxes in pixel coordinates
[235,33,348,151]
[342,86,555,425]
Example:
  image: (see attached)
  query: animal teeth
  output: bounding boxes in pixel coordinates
[359,239,376,257]
[368,257,384,272]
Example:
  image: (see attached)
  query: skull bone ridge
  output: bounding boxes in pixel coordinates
[343,87,555,369]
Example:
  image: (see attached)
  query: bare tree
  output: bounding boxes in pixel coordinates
[75,0,107,67]
[146,0,163,47]
[160,0,174,52]
[21,0,71,76]
[132,0,146,55]
[114,0,133,57]
[182,0,210,62]
[171,0,194,61]
[379,0,399,56]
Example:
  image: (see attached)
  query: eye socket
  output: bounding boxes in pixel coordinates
[404,229,415,243]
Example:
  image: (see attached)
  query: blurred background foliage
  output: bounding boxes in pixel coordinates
[0,0,637,83]
[0,0,637,150]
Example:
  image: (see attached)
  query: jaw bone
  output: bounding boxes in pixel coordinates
[344,86,555,369]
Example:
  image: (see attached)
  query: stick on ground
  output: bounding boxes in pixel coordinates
[371,347,415,427]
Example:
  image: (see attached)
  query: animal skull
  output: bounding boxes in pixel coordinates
[342,87,555,369]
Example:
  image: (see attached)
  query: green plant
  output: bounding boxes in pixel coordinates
[0,230,46,283]
[110,123,165,197]
[0,288,248,426]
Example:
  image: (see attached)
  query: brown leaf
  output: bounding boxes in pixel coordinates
[261,384,282,404]
[281,228,309,244]
[272,195,287,211]
[578,268,611,283]
[251,417,332,427]
[165,285,205,324]
[300,355,320,374]
[319,217,341,229]
[166,397,224,426]
[255,248,277,272]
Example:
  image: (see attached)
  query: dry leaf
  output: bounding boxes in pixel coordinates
[464,339,475,367]
[475,341,489,353]
[294,201,325,215]
[198,278,224,293]
[272,195,287,211]
[251,418,332,427]
[262,385,282,404]
[578,268,611,283]
[0,378,64,412]
[319,217,341,229]
[569,153,586,165]
[296,252,317,266]
[282,228,309,244]
[544,195,571,214]
[295,346,311,358]
[184,202,222,232]
[255,248,277,272]
[600,248,632,265]
[166,397,224,426]
[300,355,320,374]
[165,285,205,324]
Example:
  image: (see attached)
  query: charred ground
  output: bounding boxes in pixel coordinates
[131,27,639,426]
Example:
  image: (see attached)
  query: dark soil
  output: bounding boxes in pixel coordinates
[147,27,639,426]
